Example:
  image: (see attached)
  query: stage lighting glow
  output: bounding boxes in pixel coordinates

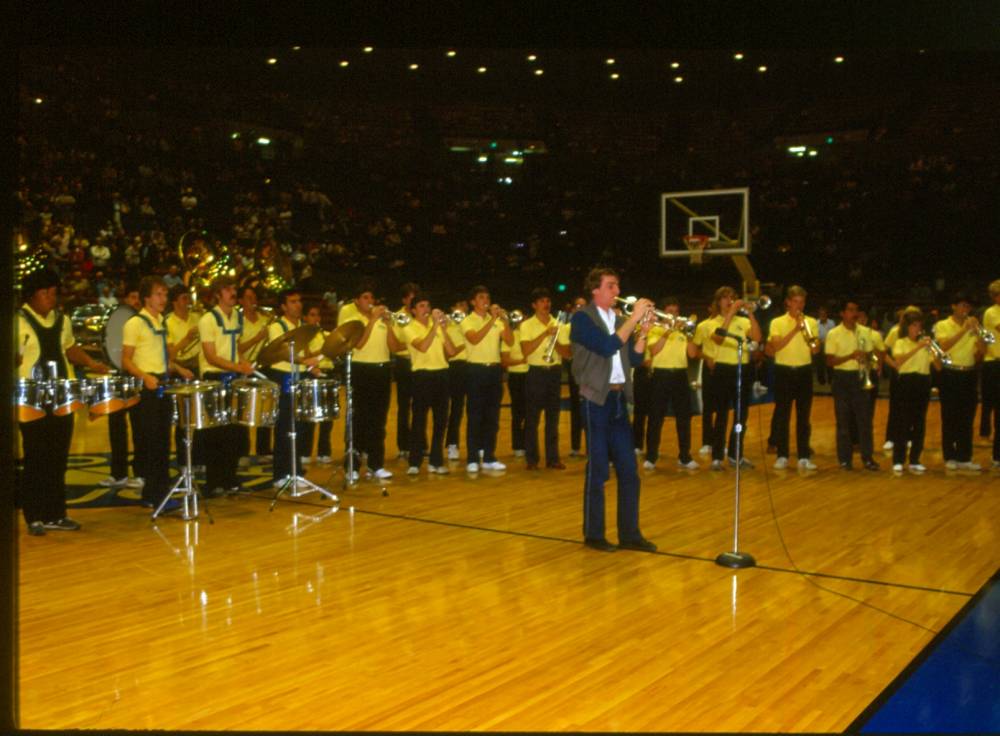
[834,56,845,63]
[34,97,43,104]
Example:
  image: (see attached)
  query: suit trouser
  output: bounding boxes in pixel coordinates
[508,372,527,452]
[19,413,73,524]
[409,369,449,467]
[394,356,412,453]
[832,371,874,465]
[631,366,652,450]
[466,363,502,463]
[645,368,693,464]
[711,363,752,461]
[939,368,977,463]
[582,391,642,542]
[352,362,391,471]
[134,385,173,504]
[772,364,814,459]
[892,373,930,466]
[525,365,562,465]
[446,360,467,448]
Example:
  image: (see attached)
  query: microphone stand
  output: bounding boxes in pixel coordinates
[714,331,756,569]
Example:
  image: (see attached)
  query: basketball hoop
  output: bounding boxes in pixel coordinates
[683,234,711,266]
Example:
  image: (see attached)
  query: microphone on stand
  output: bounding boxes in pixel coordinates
[714,327,744,342]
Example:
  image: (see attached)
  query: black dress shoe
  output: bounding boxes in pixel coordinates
[863,459,880,471]
[618,537,658,552]
[583,538,617,552]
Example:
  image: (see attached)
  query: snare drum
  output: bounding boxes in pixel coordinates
[87,374,142,416]
[15,379,48,423]
[229,377,280,427]
[49,378,91,416]
[292,378,340,423]
[165,381,226,429]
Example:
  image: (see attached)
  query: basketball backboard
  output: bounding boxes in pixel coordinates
[660,188,750,259]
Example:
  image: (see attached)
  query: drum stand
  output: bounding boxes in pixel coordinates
[153,421,212,523]
[270,340,339,510]
[341,350,359,489]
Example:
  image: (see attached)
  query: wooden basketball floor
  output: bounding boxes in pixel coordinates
[16,389,1000,732]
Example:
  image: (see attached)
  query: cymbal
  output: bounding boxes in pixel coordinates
[257,324,322,366]
[321,321,365,359]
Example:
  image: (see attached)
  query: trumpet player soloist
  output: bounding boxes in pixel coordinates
[824,298,880,471]
[462,285,514,473]
[520,288,572,471]
[765,285,820,471]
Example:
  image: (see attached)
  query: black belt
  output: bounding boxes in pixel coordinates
[355,361,390,367]
[529,364,562,371]
[469,362,500,368]
[944,365,974,372]
[608,383,625,392]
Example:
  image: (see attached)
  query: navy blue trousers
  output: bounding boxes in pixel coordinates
[581,391,642,542]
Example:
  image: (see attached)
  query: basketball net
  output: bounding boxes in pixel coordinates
[683,234,710,266]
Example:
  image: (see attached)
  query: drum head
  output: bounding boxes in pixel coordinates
[101,305,137,370]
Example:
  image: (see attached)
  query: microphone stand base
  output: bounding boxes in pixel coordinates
[715,551,756,569]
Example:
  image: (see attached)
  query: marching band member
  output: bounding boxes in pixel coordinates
[881,306,921,452]
[121,276,195,508]
[570,267,656,552]
[631,342,653,457]
[566,296,588,457]
[404,294,459,474]
[266,288,320,486]
[237,284,272,461]
[855,308,887,448]
[885,310,941,473]
[445,299,469,461]
[336,280,403,482]
[304,303,334,464]
[934,292,986,471]
[692,303,720,457]
[643,297,700,470]
[393,282,420,460]
[824,297,880,471]
[708,287,762,470]
[462,285,514,473]
[166,284,202,470]
[519,288,572,470]
[765,285,819,470]
[984,279,1000,468]
[501,321,529,458]
[198,276,253,495]
[17,267,110,535]
[101,285,142,489]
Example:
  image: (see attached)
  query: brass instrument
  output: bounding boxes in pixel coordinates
[614,295,666,321]
[738,295,772,314]
[448,310,467,324]
[498,307,525,327]
[381,309,412,327]
[975,325,997,345]
[799,315,821,348]
[920,333,953,367]
[542,311,568,364]
[857,334,876,390]
[178,230,236,304]
[660,312,698,338]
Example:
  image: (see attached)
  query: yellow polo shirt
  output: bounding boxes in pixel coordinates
[934,317,978,368]
[403,319,449,371]
[340,309,392,364]
[463,311,506,365]
[884,324,901,350]
[648,325,689,369]
[197,307,242,376]
[446,321,467,362]
[769,313,819,367]
[860,325,885,352]
[16,304,75,380]
[825,323,865,372]
[892,337,933,375]
[502,328,529,374]
[268,317,307,373]
[519,314,571,367]
[240,311,269,364]
[336,301,361,327]
[166,311,201,364]
[983,305,1000,362]
[713,315,752,365]
[307,330,335,371]
[122,308,169,374]
[693,317,719,362]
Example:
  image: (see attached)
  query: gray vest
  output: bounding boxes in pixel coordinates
[570,304,635,407]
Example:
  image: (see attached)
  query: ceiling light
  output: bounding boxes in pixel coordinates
[670,61,680,69]
[446,50,457,57]
[409,63,419,70]
[534,69,544,76]
[734,52,744,61]
[267,58,277,65]
[757,65,767,72]
[610,72,619,79]
[339,60,349,67]
[527,54,537,62]
[605,58,615,65]
[674,76,683,83]
[363,46,373,53]
[477,66,487,73]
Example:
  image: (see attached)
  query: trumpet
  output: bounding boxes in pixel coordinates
[381,309,411,327]
[615,295,670,322]
[920,333,954,366]
[738,295,772,314]
[798,315,821,348]
[974,326,997,345]
[660,312,698,337]
[542,311,568,364]
[857,334,877,390]
[495,307,525,327]
[448,310,467,324]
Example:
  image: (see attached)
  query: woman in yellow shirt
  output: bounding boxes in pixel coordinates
[886,311,941,473]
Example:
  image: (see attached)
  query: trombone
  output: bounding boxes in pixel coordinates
[542,311,568,363]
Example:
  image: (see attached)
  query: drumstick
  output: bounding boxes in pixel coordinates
[253,370,268,380]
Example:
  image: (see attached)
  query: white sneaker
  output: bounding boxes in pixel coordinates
[482,461,506,471]
[466,462,480,473]
[699,445,712,456]
[300,456,312,466]
[642,460,655,470]
[710,459,723,470]
[372,468,393,479]
[273,475,290,489]
[945,460,958,470]
[317,455,332,465]
[634,448,642,455]
[429,465,450,475]
[678,459,700,470]
[407,466,420,475]
[892,463,904,474]
[99,476,128,488]
[957,461,981,472]
[447,445,459,460]
[909,464,927,474]
[798,458,818,470]
[513,449,526,457]
[883,440,894,451]
[348,470,360,482]
[773,457,789,470]
[125,477,144,488]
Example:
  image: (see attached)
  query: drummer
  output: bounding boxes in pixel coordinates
[166,284,202,471]
[304,303,335,465]
[17,266,111,536]
[102,284,143,490]
[237,284,272,462]
[121,276,195,510]
[266,288,321,487]
[198,275,254,495]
